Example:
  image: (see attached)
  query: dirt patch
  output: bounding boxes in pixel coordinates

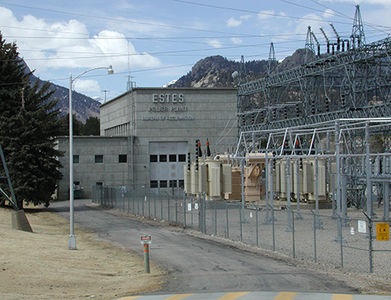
[0,207,166,300]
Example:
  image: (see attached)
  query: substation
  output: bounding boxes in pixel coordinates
[232,6,391,220]
[184,6,391,221]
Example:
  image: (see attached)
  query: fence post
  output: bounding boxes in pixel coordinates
[226,202,229,238]
[148,193,151,218]
[203,193,206,233]
[154,192,157,219]
[175,195,178,224]
[337,214,344,268]
[312,211,317,262]
[167,193,171,222]
[292,209,296,258]
[183,193,187,228]
[214,200,217,236]
[272,204,276,251]
[240,204,243,242]
[255,205,259,247]
[363,211,374,273]
[369,218,374,273]
[198,194,203,233]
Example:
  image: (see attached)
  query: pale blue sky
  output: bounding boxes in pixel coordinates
[0,0,390,101]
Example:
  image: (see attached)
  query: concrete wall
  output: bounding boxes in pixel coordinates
[101,88,238,187]
[56,136,132,201]
[56,88,238,200]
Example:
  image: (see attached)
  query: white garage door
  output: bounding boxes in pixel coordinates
[149,141,188,189]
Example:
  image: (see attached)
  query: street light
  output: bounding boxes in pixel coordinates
[68,65,114,250]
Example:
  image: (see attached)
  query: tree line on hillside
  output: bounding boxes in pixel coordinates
[60,115,100,136]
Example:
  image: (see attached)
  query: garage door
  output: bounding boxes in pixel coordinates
[149,141,188,189]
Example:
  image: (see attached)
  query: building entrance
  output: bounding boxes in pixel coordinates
[149,142,188,189]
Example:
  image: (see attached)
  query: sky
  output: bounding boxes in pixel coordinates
[0,0,390,101]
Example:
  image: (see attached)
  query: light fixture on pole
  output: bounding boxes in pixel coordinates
[68,65,114,250]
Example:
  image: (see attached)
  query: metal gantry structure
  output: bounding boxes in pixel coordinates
[237,6,390,135]
[237,36,391,133]
[234,6,391,220]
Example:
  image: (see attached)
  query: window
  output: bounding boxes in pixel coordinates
[95,155,103,163]
[73,155,79,163]
[178,154,186,162]
[159,154,167,162]
[160,180,167,188]
[179,180,184,188]
[96,182,103,186]
[119,154,127,163]
[150,154,158,162]
[169,154,176,162]
[169,180,177,188]
[150,180,158,188]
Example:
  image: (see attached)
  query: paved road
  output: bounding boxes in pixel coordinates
[50,200,358,295]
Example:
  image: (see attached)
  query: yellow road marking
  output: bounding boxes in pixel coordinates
[218,292,250,300]
[166,294,194,300]
[274,292,298,300]
[332,294,353,300]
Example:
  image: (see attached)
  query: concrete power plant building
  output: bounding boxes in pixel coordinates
[56,87,237,201]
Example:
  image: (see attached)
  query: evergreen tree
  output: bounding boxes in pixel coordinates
[81,116,100,136]
[0,33,65,208]
[60,113,83,135]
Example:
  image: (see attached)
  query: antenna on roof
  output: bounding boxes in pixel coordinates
[126,41,136,91]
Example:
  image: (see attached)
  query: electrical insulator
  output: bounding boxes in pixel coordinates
[195,140,199,171]
[295,103,300,117]
[311,99,316,114]
[341,95,346,108]
[197,140,203,157]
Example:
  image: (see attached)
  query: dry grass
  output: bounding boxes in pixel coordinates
[0,207,165,300]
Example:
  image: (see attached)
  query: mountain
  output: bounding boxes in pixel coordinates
[169,50,307,88]
[47,82,100,124]
[169,55,268,88]
[26,64,100,124]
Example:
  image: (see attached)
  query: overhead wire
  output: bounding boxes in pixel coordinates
[1,0,390,87]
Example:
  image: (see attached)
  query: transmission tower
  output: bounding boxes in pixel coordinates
[305,26,315,60]
[351,5,366,49]
[268,42,276,75]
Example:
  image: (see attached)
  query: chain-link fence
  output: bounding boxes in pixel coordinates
[91,185,390,276]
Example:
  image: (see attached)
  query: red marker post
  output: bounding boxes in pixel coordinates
[141,235,152,273]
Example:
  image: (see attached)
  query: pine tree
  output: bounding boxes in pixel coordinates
[0,32,65,208]
[82,116,100,136]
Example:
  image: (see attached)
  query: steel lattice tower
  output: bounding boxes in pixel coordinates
[236,6,391,138]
